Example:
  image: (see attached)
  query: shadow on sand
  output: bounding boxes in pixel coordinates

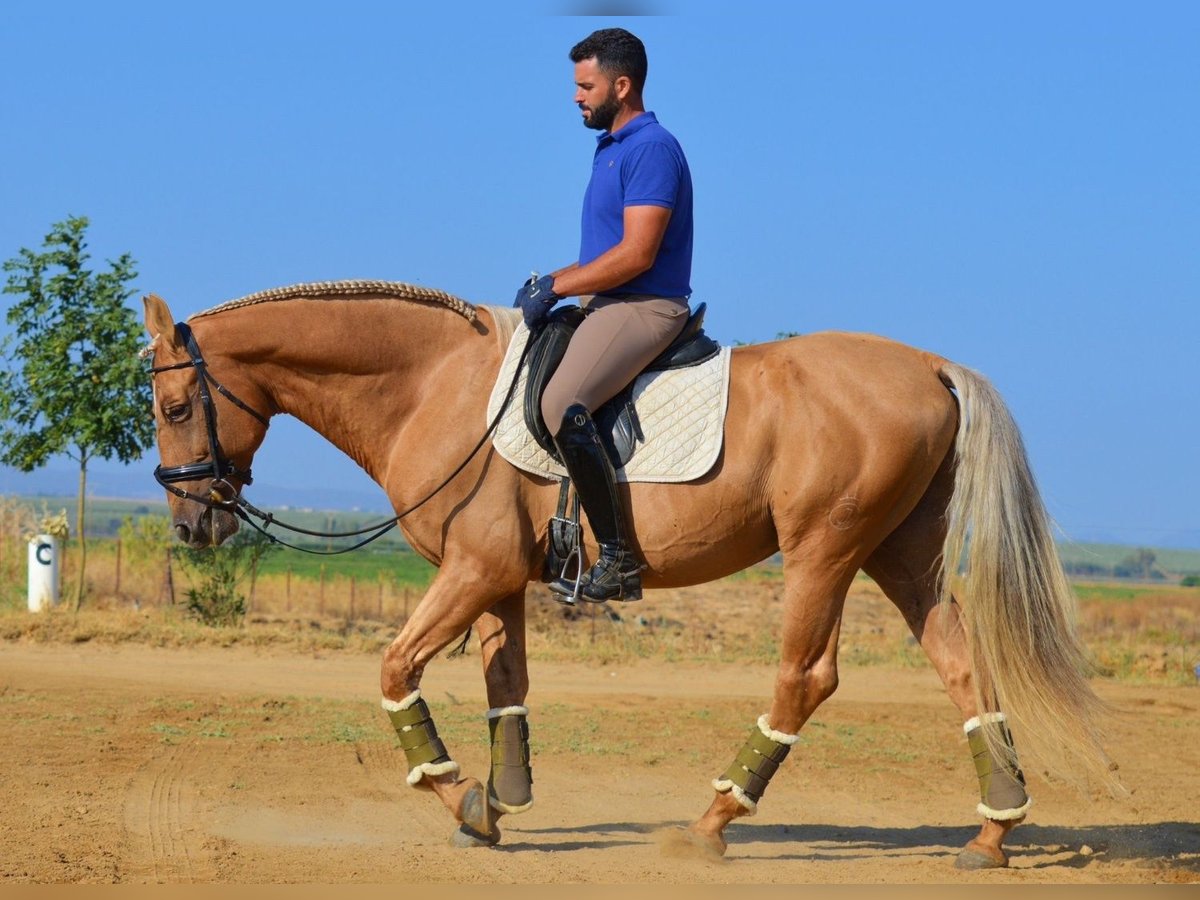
[504,819,1200,870]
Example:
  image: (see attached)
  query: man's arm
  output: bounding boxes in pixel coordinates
[549,204,672,297]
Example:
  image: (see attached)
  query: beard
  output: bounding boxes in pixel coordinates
[581,90,621,132]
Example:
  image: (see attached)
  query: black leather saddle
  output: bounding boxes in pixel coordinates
[523,302,720,467]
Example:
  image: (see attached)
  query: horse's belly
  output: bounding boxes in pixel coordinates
[632,479,777,589]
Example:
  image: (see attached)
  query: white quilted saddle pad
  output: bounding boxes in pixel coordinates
[481,305,731,484]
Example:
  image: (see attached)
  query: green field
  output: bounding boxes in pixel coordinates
[11,494,414,552]
[254,546,435,585]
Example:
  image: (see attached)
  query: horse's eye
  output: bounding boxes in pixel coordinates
[164,403,191,423]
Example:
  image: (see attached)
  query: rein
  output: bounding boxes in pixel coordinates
[149,318,532,555]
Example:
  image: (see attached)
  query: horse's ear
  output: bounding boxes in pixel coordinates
[143,293,183,355]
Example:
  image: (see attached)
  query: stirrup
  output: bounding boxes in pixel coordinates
[547,544,585,606]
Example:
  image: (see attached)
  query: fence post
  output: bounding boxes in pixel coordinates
[349,575,357,622]
[248,554,258,613]
[161,548,175,606]
[114,536,122,595]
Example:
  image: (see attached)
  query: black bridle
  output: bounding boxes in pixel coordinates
[148,319,530,555]
[150,322,266,507]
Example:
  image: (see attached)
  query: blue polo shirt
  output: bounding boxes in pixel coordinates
[579,111,693,298]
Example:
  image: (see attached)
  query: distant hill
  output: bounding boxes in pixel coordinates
[0,464,394,516]
[1057,541,1200,579]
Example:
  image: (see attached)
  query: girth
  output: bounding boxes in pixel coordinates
[523,302,719,467]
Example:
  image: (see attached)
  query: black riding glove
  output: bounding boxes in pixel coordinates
[512,273,561,329]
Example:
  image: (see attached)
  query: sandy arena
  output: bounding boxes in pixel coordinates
[1,632,1197,883]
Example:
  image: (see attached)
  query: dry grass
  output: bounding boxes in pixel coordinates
[1077,583,1200,684]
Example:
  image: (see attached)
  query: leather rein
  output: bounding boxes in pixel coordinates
[149,320,530,555]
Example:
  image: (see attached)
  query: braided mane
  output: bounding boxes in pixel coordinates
[190,279,478,323]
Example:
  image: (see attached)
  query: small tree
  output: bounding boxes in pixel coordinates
[175,530,276,627]
[118,514,174,604]
[1115,548,1160,580]
[0,217,153,610]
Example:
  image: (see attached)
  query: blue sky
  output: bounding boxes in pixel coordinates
[1,3,1197,547]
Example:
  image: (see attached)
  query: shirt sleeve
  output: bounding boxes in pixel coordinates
[621,141,683,210]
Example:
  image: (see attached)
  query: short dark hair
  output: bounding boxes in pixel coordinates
[569,28,648,94]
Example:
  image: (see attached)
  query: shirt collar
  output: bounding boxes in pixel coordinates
[596,111,658,148]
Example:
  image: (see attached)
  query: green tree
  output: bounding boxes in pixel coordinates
[118,513,175,604]
[117,513,172,568]
[0,216,153,610]
[1114,548,1160,580]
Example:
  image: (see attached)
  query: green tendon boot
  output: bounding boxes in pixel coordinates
[486,706,534,814]
[965,712,1032,820]
[712,715,800,814]
[382,690,461,786]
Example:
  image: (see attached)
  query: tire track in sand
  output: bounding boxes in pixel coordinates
[353,740,498,875]
[123,741,213,882]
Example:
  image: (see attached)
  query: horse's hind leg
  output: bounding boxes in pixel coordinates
[863,470,1029,869]
[683,552,854,856]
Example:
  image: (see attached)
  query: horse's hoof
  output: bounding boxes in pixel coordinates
[955,840,1009,869]
[458,780,491,836]
[449,822,501,849]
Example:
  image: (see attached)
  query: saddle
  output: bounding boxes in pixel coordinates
[523,302,720,467]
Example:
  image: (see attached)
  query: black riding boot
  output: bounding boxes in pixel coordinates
[548,403,644,602]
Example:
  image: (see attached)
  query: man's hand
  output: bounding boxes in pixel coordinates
[512,273,561,329]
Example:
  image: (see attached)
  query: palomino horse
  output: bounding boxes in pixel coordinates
[143,281,1111,868]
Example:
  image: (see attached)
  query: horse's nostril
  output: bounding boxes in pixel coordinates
[175,524,191,543]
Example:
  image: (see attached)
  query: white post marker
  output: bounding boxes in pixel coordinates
[27,534,60,611]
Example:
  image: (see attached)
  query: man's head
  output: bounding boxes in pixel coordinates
[570,28,647,132]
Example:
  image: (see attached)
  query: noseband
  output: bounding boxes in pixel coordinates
[149,322,269,509]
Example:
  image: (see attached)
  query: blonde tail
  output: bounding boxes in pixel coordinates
[939,362,1117,791]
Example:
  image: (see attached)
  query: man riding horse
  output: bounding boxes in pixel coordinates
[513,28,692,603]
[142,26,1117,870]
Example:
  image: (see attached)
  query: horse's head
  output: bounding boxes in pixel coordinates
[143,294,271,548]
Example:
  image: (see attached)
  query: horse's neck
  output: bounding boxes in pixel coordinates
[206,300,492,483]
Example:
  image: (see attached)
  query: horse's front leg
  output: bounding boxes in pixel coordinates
[380,564,520,841]
[449,589,533,848]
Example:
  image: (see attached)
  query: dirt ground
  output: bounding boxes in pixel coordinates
[1,628,1197,884]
